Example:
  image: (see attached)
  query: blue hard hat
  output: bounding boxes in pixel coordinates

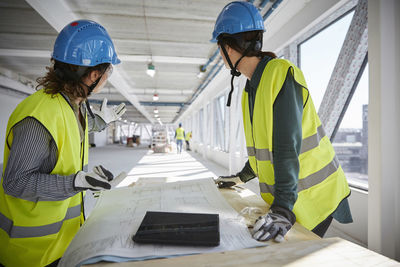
[211,1,265,43]
[52,20,121,66]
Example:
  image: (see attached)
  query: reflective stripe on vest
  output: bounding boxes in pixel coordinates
[247,124,326,163]
[300,125,325,154]
[0,204,80,238]
[247,147,273,162]
[259,157,340,195]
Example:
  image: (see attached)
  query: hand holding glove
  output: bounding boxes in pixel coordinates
[74,165,114,191]
[214,174,243,188]
[92,98,126,124]
[252,206,296,242]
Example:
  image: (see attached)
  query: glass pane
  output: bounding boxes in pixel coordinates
[199,109,204,143]
[206,103,211,145]
[213,98,219,149]
[224,96,230,152]
[300,11,354,111]
[333,64,369,190]
[213,95,226,151]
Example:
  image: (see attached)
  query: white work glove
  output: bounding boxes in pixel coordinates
[73,165,114,191]
[92,98,126,124]
[252,206,296,242]
[214,174,243,188]
[93,165,114,181]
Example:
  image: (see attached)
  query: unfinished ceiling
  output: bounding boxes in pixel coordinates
[0,0,245,124]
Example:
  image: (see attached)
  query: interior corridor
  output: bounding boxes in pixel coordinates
[84,145,237,217]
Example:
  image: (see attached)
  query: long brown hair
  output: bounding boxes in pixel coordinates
[217,31,277,59]
[36,59,109,99]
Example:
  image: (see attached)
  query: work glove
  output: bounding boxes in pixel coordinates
[93,165,114,181]
[92,98,126,124]
[73,165,114,191]
[252,206,296,242]
[214,174,243,188]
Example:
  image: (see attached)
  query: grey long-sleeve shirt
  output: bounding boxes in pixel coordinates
[2,95,107,202]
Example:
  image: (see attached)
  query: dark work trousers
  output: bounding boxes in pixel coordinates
[185,140,190,150]
[311,215,333,237]
[46,258,60,267]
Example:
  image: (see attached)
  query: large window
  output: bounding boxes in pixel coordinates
[333,64,369,190]
[299,9,368,190]
[213,95,226,151]
[198,108,204,143]
[300,11,354,111]
[223,95,230,152]
[206,103,211,146]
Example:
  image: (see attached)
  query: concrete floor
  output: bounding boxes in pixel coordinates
[88,144,228,182]
[85,144,229,217]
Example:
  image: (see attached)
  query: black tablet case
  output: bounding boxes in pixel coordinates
[132,211,220,246]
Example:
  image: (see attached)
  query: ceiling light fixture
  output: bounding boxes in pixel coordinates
[153,108,159,114]
[197,65,206,79]
[146,62,156,77]
[153,93,159,101]
[196,72,205,79]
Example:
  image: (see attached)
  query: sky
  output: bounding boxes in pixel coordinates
[300,11,368,129]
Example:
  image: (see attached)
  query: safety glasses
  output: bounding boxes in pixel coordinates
[104,64,113,79]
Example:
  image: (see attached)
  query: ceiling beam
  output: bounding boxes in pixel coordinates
[119,55,208,65]
[0,33,210,49]
[0,49,51,58]
[140,102,185,107]
[25,0,154,123]
[127,89,193,95]
[0,74,35,96]
[0,49,210,65]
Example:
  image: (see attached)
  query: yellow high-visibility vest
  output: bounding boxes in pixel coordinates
[185,132,192,141]
[176,127,185,140]
[242,59,350,230]
[0,89,88,266]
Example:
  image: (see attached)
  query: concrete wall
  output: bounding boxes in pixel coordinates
[327,188,368,247]
[93,129,108,147]
[368,0,400,260]
[0,91,26,165]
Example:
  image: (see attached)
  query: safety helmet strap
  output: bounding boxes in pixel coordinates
[222,39,257,107]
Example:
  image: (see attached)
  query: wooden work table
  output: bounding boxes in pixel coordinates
[88,181,398,266]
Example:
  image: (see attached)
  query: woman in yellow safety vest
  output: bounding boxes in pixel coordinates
[214,1,352,242]
[0,20,125,266]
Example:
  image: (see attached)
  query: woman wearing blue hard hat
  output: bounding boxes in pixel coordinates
[0,20,125,266]
[214,1,353,242]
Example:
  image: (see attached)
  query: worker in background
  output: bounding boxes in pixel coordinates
[213,1,352,242]
[185,131,192,151]
[175,123,185,154]
[0,20,125,267]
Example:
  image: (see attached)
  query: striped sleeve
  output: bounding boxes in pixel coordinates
[83,104,107,133]
[88,113,107,132]
[2,117,77,202]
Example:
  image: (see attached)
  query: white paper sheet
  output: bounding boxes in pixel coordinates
[59,178,266,267]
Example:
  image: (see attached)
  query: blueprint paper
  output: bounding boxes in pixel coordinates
[59,178,266,267]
